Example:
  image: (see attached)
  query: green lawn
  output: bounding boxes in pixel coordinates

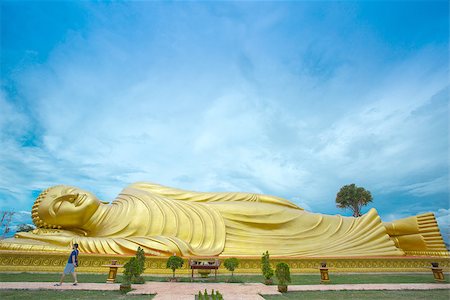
[0,272,113,283]
[0,272,448,284]
[1,289,449,300]
[0,290,154,300]
[262,290,450,300]
[0,273,448,299]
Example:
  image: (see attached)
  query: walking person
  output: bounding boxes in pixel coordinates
[55,243,79,286]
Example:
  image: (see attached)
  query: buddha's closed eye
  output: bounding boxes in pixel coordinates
[50,194,79,216]
[55,194,79,203]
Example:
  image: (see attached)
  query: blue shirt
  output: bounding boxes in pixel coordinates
[68,249,79,265]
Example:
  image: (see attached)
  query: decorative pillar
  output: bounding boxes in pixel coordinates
[319,262,330,284]
[431,262,445,282]
[103,260,124,283]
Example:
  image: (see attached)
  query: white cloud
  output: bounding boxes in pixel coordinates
[399,177,449,197]
[0,3,448,222]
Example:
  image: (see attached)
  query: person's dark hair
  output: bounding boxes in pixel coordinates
[73,243,79,249]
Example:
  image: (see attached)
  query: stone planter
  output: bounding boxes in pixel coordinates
[264,278,273,285]
[277,285,288,293]
[198,269,211,278]
[119,283,131,293]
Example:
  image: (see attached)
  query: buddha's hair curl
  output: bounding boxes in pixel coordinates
[32,186,63,229]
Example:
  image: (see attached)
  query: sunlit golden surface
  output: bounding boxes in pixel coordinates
[0,251,448,274]
[0,182,447,257]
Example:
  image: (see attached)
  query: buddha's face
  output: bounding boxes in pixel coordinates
[37,185,100,228]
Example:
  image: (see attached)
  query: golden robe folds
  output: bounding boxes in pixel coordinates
[0,182,447,256]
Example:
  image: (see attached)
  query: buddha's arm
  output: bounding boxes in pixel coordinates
[129,182,302,209]
[0,230,208,256]
[0,238,71,252]
[0,230,77,252]
[71,235,200,256]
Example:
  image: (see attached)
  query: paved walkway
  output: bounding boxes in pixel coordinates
[0,282,449,300]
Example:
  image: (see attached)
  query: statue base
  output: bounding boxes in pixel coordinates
[0,250,449,274]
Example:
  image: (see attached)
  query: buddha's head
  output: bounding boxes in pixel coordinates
[32,185,101,229]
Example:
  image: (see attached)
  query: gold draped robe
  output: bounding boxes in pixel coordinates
[1,182,447,256]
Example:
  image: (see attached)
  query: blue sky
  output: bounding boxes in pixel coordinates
[0,1,449,241]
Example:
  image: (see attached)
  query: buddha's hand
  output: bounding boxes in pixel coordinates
[29,228,82,236]
[0,238,69,252]
[14,230,73,246]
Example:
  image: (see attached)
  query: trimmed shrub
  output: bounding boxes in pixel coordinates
[261,251,274,283]
[166,255,184,279]
[275,262,291,292]
[224,257,239,277]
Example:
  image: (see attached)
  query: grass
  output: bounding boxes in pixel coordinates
[1,289,449,300]
[0,272,112,283]
[0,272,448,284]
[284,273,450,285]
[0,272,448,299]
[0,290,154,300]
[262,290,450,299]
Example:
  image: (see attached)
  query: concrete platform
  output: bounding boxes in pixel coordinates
[1,281,449,299]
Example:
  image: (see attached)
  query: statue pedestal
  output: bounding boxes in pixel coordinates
[0,251,449,274]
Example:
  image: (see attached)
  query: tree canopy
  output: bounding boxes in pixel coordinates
[16,224,35,233]
[335,184,373,217]
[224,257,239,277]
[166,255,184,278]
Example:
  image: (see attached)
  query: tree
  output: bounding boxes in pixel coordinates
[275,262,291,292]
[224,257,239,278]
[261,251,274,284]
[16,224,35,233]
[336,184,373,217]
[135,247,146,276]
[122,247,146,285]
[123,257,140,284]
[0,211,14,239]
[166,255,184,279]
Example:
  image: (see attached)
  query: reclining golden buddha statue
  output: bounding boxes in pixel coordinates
[0,182,447,257]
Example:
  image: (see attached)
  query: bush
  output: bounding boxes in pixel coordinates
[196,289,223,300]
[166,255,184,279]
[123,257,139,284]
[122,247,146,285]
[261,251,274,281]
[275,262,291,286]
[136,247,146,275]
[224,257,239,277]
